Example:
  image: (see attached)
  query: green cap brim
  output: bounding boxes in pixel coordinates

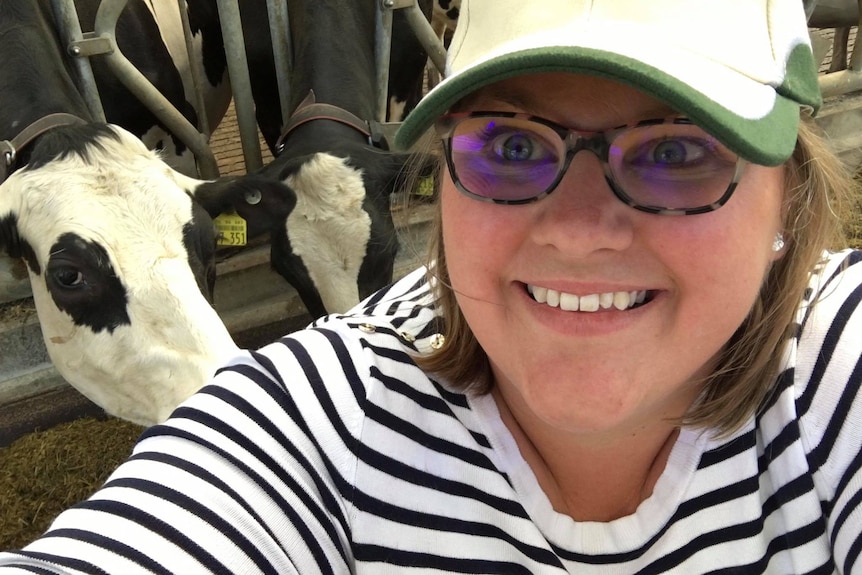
[395,45,819,166]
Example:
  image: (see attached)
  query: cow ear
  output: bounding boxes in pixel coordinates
[192,174,297,238]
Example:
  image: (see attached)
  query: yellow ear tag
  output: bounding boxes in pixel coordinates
[214,211,248,247]
[417,176,434,197]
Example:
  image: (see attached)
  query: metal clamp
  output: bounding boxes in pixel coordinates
[0,141,16,167]
[67,33,114,57]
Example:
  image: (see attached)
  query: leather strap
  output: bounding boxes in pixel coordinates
[274,90,385,153]
[1,113,88,183]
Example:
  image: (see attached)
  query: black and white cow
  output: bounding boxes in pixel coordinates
[75,0,232,176]
[199,0,435,319]
[225,0,434,148]
[432,0,460,46]
[0,123,244,426]
[0,0,231,178]
[388,0,435,122]
[0,0,287,425]
[425,0,460,89]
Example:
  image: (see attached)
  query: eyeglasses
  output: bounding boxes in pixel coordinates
[435,112,748,215]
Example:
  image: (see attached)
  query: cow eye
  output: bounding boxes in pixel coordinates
[52,266,85,289]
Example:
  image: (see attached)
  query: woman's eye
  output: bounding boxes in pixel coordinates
[484,129,553,163]
[494,132,535,161]
[652,140,691,164]
[630,137,713,168]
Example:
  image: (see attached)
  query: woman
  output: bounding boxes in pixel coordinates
[1,0,860,572]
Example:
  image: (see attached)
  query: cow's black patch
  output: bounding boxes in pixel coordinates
[271,228,327,319]
[24,124,120,171]
[46,232,130,333]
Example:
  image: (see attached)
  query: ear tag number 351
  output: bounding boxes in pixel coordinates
[214,211,248,247]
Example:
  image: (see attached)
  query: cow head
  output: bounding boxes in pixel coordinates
[173,145,410,323]
[0,123,238,426]
[195,141,432,320]
[276,150,400,318]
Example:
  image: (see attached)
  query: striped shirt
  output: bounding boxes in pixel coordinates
[1,250,861,574]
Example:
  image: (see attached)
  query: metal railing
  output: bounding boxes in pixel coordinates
[810,0,862,98]
[51,0,446,179]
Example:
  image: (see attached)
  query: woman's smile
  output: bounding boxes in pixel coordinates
[526,283,650,311]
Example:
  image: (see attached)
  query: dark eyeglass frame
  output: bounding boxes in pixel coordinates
[434,111,749,215]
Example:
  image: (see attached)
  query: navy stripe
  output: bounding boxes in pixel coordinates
[353,544,547,573]
[67,499,224,572]
[700,520,832,575]
[9,552,109,575]
[129,450,285,552]
[831,465,862,540]
[352,441,528,516]
[807,351,862,473]
[758,367,794,416]
[370,364,461,416]
[136,420,345,572]
[96,478,279,574]
[698,429,756,469]
[361,337,418,364]
[348,490,562,566]
[552,474,758,564]
[0,564,61,575]
[758,415,801,471]
[844,523,862,575]
[195,382,351,534]
[364,400,499,470]
[797,279,862,419]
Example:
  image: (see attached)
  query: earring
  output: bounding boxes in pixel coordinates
[772,232,785,252]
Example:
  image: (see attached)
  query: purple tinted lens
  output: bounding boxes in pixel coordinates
[445,115,738,210]
[608,124,738,210]
[449,117,563,202]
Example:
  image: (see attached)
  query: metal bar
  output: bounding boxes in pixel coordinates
[851,0,862,70]
[177,0,211,137]
[215,0,263,172]
[375,0,395,123]
[821,1,862,98]
[819,69,862,98]
[401,1,446,73]
[51,0,107,121]
[266,0,293,126]
[93,0,219,177]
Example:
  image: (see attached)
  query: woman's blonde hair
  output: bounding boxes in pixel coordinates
[412,113,852,436]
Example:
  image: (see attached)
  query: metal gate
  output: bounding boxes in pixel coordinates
[49,0,446,178]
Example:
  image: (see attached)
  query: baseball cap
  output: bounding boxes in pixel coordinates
[395,0,821,166]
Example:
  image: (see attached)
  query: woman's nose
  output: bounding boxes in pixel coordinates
[529,151,634,255]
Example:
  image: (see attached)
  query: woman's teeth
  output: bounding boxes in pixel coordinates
[527,285,647,312]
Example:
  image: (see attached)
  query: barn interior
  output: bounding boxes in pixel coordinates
[3,0,862,550]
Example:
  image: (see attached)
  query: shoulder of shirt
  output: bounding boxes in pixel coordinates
[792,249,862,491]
[770,248,862,444]
[795,248,862,332]
[306,266,445,356]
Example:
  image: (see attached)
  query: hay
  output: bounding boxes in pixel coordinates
[842,174,862,249]
[0,416,143,550]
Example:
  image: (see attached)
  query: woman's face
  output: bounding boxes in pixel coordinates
[441,73,786,437]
